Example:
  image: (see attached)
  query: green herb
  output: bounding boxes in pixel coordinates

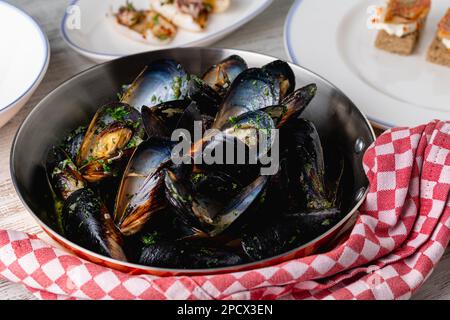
[107,106,130,122]
[152,13,160,25]
[125,0,135,11]
[172,76,182,99]
[191,173,205,184]
[142,232,159,246]
[229,116,238,125]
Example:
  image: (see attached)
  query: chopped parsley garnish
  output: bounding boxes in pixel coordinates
[172,76,182,99]
[107,106,130,122]
[142,232,159,246]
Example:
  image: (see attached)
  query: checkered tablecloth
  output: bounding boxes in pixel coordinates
[0,120,449,300]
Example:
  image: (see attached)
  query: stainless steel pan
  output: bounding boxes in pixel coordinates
[10,47,375,276]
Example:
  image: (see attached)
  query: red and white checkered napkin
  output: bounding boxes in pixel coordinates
[0,120,449,300]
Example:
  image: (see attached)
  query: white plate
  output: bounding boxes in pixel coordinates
[61,0,273,63]
[0,2,49,128]
[284,0,450,128]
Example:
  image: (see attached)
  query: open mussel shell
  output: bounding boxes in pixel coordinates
[62,188,127,261]
[114,138,173,236]
[46,147,86,202]
[262,83,318,128]
[188,132,261,186]
[77,102,145,183]
[262,60,296,100]
[221,110,276,161]
[202,55,248,97]
[175,101,215,140]
[141,100,190,139]
[212,68,281,130]
[121,59,189,111]
[210,175,268,237]
[164,164,266,237]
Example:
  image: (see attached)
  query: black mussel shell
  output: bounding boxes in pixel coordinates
[221,110,276,161]
[139,241,184,268]
[262,83,317,128]
[139,239,244,269]
[241,208,340,262]
[121,59,189,111]
[262,60,296,100]
[62,188,127,261]
[213,68,281,130]
[184,248,245,269]
[60,126,87,163]
[46,147,85,201]
[165,165,267,237]
[114,138,173,236]
[202,55,248,97]
[259,157,290,216]
[175,101,214,139]
[187,76,222,117]
[286,118,331,212]
[141,100,190,139]
[288,208,341,241]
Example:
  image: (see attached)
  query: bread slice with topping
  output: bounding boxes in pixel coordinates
[369,0,431,55]
[427,8,450,67]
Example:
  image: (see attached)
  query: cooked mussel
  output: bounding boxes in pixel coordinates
[286,118,332,212]
[114,138,173,236]
[121,59,189,111]
[202,55,248,97]
[184,247,245,269]
[186,76,222,117]
[77,102,145,183]
[212,68,280,130]
[262,83,318,128]
[165,166,268,237]
[241,208,341,261]
[46,147,86,201]
[138,232,244,269]
[141,100,190,139]
[60,126,87,163]
[63,188,127,261]
[262,60,296,100]
[221,110,276,161]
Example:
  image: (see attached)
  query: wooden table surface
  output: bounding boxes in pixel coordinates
[0,0,448,300]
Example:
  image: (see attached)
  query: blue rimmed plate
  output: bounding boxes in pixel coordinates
[284,0,450,128]
[61,0,273,62]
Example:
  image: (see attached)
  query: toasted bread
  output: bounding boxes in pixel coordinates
[427,36,450,67]
[375,30,419,55]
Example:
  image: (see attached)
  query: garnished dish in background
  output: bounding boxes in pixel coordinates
[112,0,230,44]
[368,0,431,55]
[427,8,450,67]
[44,56,352,269]
[284,0,450,127]
[113,2,178,44]
[61,0,273,62]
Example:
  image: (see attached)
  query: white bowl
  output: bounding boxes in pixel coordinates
[0,2,50,128]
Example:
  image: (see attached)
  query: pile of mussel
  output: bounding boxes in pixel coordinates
[45,55,345,269]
